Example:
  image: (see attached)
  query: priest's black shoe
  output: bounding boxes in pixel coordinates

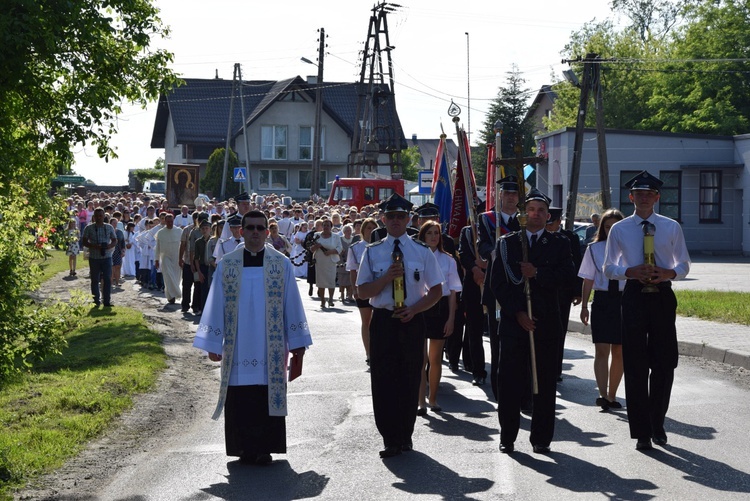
[379,446,402,458]
[401,441,413,452]
[653,435,668,446]
[636,438,653,451]
[499,443,514,454]
[255,453,273,465]
[532,444,551,454]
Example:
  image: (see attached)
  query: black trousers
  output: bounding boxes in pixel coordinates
[497,326,558,448]
[486,310,499,400]
[444,296,470,369]
[181,263,193,310]
[621,281,678,440]
[369,308,425,448]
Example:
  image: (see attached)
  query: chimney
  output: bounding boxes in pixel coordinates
[411,134,417,142]
[306,76,318,85]
[214,69,219,79]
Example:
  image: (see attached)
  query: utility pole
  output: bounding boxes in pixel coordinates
[593,60,611,209]
[311,28,325,198]
[220,63,252,200]
[562,53,612,230]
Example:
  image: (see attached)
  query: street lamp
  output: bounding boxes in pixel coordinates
[301,31,325,198]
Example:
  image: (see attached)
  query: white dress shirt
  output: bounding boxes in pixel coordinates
[603,212,690,281]
[356,234,444,310]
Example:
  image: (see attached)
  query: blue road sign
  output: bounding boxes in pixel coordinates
[233,167,247,182]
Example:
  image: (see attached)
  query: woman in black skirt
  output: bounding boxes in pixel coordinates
[417,221,461,415]
[578,209,625,410]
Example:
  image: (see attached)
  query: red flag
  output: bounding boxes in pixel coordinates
[485,143,496,212]
[447,130,479,239]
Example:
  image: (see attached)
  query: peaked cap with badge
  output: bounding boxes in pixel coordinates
[497,175,520,192]
[415,202,440,218]
[234,191,252,202]
[625,170,663,192]
[379,193,413,214]
[525,187,552,207]
[227,214,243,227]
[547,207,563,223]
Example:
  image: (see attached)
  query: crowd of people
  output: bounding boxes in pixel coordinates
[68,168,690,462]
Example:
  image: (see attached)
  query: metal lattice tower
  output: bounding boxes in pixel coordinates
[349,2,403,178]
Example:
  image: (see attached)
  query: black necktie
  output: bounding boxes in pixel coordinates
[236,239,241,245]
[393,238,401,252]
[529,233,538,248]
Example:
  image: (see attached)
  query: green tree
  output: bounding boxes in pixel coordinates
[0,0,177,382]
[202,148,240,199]
[643,0,750,134]
[474,65,535,185]
[154,157,165,170]
[400,146,421,182]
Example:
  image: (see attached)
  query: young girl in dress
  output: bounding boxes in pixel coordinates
[65,219,80,276]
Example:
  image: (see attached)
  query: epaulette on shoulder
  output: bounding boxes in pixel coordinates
[500,230,520,240]
[367,239,385,248]
[412,237,429,248]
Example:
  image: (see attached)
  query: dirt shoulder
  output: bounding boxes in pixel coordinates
[17,270,216,500]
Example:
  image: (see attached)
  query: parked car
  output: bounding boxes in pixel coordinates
[573,222,595,254]
[143,179,165,195]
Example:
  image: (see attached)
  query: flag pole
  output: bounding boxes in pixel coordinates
[452,116,478,258]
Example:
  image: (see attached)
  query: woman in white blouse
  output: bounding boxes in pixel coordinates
[578,209,625,410]
[417,221,461,415]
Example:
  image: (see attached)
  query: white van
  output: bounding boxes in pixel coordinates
[143,180,165,194]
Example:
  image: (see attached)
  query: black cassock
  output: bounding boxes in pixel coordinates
[490,229,575,448]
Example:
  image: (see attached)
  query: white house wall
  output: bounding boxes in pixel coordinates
[234,99,352,199]
[540,128,746,254]
[733,134,750,254]
[164,115,184,166]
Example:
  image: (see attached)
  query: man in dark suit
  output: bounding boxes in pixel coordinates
[477,176,521,395]
[490,188,575,454]
[546,207,583,381]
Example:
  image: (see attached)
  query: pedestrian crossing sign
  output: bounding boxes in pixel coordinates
[233,167,247,182]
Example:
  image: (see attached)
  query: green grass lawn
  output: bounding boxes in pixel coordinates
[0,306,165,499]
[34,248,88,283]
[675,289,750,325]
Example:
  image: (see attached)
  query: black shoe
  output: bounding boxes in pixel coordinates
[93,301,101,307]
[596,397,610,409]
[181,308,190,313]
[429,404,442,413]
[532,444,551,454]
[417,407,427,417]
[308,285,313,296]
[557,375,563,382]
[379,446,402,458]
[401,442,413,452]
[607,400,623,409]
[255,453,273,465]
[499,443,514,454]
[449,363,459,373]
[103,302,113,307]
[636,439,653,451]
[653,435,668,446]
[472,376,486,386]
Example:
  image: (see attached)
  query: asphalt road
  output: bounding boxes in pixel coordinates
[88,277,750,501]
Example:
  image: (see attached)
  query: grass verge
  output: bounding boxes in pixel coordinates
[34,249,88,283]
[0,306,166,499]
[675,289,750,325]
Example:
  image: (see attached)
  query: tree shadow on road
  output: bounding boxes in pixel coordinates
[383,450,494,500]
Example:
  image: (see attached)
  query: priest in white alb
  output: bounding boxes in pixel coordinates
[154,212,183,303]
[193,210,312,465]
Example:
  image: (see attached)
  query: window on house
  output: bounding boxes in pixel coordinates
[258,169,288,190]
[261,126,287,160]
[618,170,640,215]
[699,170,722,223]
[658,170,681,221]
[298,170,328,192]
[299,126,325,161]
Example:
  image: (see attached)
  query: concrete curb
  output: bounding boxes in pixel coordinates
[567,315,750,371]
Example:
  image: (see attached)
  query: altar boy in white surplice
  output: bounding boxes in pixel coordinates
[193,210,312,465]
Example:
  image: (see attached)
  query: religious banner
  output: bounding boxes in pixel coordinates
[447,130,478,239]
[432,134,453,225]
[485,143,496,212]
[166,163,200,209]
